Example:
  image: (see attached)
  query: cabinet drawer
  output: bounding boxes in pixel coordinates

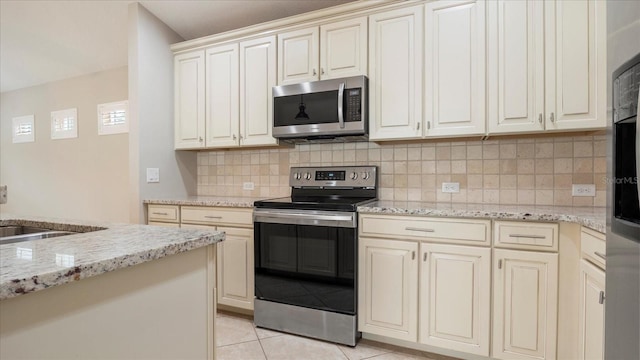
[581,227,606,269]
[147,205,180,223]
[494,221,558,251]
[181,206,252,227]
[148,221,180,228]
[360,215,490,246]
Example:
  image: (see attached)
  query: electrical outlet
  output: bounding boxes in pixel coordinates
[572,184,596,197]
[146,168,160,183]
[243,182,255,190]
[442,182,460,193]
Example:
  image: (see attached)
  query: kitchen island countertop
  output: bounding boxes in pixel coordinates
[358,202,606,233]
[0,215,224,300]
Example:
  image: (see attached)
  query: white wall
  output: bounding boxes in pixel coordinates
[0,67,129,222]
[128,3,197,223]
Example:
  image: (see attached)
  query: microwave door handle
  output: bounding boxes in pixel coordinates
[636,88,640,200]
[338,82,345,128]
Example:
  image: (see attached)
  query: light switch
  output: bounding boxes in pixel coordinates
[146,168,160,183]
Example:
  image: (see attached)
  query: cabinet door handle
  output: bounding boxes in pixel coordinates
[405,227,435,233]
[427,121,431,130]
[594,251,606,260]
[152,212,168,216]
[417,122,420,131]
[550,112,555,122]
[199,136,203,142]
[239,134,244,140]
[313,69,317,76]
[204,215,222,219]
[412,251,416,260]
[498,259,503,269]
[321,68,325,75]
[423,252,428,262]
[599,291,605,304]
[509,234,546,239]
[538,113,543,123]
[232,134,237,140]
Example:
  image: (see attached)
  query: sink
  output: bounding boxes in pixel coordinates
[0,226,53,237]
[0,226,77,245]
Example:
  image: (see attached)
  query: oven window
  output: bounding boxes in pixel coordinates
[255,222,356,314]
[614,119,640,224]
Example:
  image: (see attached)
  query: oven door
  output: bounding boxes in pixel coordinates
[254,208,357,315]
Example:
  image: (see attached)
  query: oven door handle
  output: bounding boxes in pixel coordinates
[254,210,357,228]
[338,82,345,128]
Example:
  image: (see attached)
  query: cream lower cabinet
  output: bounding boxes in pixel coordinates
[358,237,419,342]
[578,260,605,360]
[492,249,559,360]
[216,226,254,310]
[178,206,255,311]
[419,244,491,356]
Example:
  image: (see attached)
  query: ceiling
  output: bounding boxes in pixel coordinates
[0,0,354,93]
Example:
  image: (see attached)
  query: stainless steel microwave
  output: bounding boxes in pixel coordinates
[272,75,368,142]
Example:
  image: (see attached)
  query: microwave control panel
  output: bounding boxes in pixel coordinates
[345,89,362,122]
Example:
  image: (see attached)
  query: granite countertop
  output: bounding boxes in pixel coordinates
[0,215,224,300]
[358,201,607,233]
[144,196,267,208]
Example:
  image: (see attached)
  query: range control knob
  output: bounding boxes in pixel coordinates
[304,172,312,180]
[293,172,301,180]
[350,172,358,180]
[361,172,370,180]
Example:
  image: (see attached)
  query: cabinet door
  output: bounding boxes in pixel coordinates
[239,36,278,147]
[493,249,558,360]
[217,226,254,310]
[545,0,606,130]
[424,0,486,137]
[579,260,605,360]
[205,44,239,148]
[368,6,423,140]
[278,27,319,85]
[358,237,418,342]
[320,17,367,80]
[487,0,545,134]
[174,50,205,149]
[419,244,491,356]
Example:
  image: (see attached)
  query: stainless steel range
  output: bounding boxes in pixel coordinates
[253,165,377,346]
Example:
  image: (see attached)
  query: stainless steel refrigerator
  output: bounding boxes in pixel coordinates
[607,2,640,359]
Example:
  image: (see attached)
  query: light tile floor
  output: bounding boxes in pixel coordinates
[216,311,460,360]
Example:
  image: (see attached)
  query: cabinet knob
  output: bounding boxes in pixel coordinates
[321,68,325,75]
[412,251,416,260]
[199,136,203,142]
[313,69,317,76]
[233,134,237,140]
[550,112,555,123]
[498,259,503,269]
[599,291,605,304]
[538,114,543,123]
[423,252,427,262]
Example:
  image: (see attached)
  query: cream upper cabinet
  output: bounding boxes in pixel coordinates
[320,17,368,80]
[369,5,424,140]
[217,226,254,310]
[489,0,606,134]
[358,237,418,342]
[278,27,319,85]
[493,249,559,360]
[419,243,491,356]
[424,0,486,138]
[205,44,239,147]
[487,0,545,134]
[239,35,278,146]
[278,17,367,85]
[545,0,606,131]
[174,50,205,149]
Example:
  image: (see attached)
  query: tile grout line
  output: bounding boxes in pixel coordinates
[253,324,269,360]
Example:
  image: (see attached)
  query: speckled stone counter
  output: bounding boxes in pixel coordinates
[358,202,606,233]
[144,195,267,208]
[0,215,224,300]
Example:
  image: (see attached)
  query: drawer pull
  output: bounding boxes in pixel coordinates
[405,227,435,233]
[152,212,169,216]
[508,234,547,239]
[594,251,606,260]
[204,216,223,219]
[599,291,605,304]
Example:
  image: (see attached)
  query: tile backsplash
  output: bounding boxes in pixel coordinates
[196,134,607,207]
